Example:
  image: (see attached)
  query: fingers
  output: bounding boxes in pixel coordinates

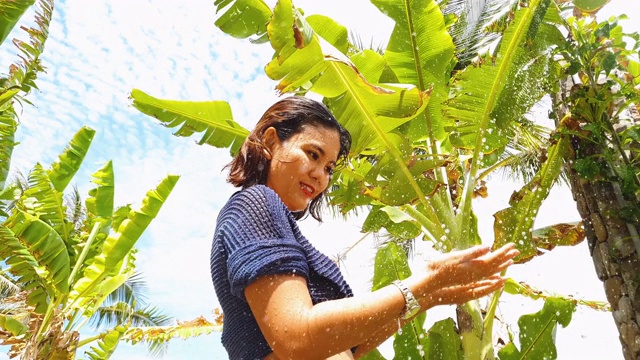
[454,244,492,262]
[429,277,506,306]
[425,243,519,289]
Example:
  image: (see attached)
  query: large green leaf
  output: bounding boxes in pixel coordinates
[0,0,35,46]
[373,0,455,143]
[371,242,428,360]
[0,112,18,189]
[573,0,610,12]
[0,313,28,336]
[373,0,454,90]
[130,89,248,156]
[498,297,575,360]
[4,211,70,296]
[0,226,50,313]
[306,14,349,55]
[423,318,463,360]
[48,126,95,192]
[69,175,179,311]
[493,128,569,263]
[372,242,412,291]
[21,164,72,247]
[86,161,115,224]
[85,325,127,360]
[214,0,272,39]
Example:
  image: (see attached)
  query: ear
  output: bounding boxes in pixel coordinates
[261,127,279,160]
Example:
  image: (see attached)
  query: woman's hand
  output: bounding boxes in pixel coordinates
[409,243,519,306]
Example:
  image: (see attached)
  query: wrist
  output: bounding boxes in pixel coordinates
[392,279,421,320]
[403,273,436,309]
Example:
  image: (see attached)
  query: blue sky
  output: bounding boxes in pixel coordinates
[1,0,639,359]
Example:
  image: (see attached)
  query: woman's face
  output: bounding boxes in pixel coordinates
[264,124,340,212]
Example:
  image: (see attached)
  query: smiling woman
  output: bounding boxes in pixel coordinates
[209,96,519,360]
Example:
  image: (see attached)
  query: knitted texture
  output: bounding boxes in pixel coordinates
[210,185,353,359]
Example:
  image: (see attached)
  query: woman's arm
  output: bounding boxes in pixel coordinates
[245,244,518,360]
[352,276,505,358]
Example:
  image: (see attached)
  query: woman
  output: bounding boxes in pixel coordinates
[210,96,518,360]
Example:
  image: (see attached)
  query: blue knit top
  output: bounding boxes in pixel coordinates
[210,185,353,359]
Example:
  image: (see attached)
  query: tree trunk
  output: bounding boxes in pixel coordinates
[553,77,640,360]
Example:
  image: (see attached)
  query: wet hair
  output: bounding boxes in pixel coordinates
[226,96,351,221]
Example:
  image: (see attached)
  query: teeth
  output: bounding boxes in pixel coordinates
[301,184,313,193]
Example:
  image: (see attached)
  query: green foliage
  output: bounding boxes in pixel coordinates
[0,0,36,46]
[498,297,576,360]
[422,318,463,360]
[213,0,271,40]
[129,89,248,156]
[48,126,95,193]
[130,0,617,358]
[493,126,570,262]
[0,313,27,336]
[557,13,640,214]
[84,326,126,360]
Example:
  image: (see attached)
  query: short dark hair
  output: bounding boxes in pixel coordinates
[226,96,351,221]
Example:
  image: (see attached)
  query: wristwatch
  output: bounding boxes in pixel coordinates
[392,280,421,320]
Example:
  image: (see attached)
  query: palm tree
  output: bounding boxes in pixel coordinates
[549,10,640,358]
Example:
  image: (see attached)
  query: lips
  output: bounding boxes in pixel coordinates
[300,182,315,197]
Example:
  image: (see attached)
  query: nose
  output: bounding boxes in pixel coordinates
[309,164,327,185]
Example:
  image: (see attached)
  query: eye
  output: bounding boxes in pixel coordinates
[307,150,319,160]
[326,166,335,176]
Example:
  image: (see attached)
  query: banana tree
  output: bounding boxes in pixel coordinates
[0,1,194,358]
[129,0,614,358]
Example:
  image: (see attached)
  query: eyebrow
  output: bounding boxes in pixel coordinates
[311,144,336,165]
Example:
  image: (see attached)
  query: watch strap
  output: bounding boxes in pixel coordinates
[392,279,421,321]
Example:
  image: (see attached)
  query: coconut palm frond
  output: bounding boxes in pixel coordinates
[348,30,385,56]
[89,301,172,330]
[0,272,20,299]
[447,0,518,68]
[105,272,148,306]
[481,118,569,186]
[65,186,85,232]
[129,305,172,328]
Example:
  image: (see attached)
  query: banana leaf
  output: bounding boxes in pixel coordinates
[85,325,126,360]
[69,175,178,311]
[3,211,70,297]
[0,0,35,46]
[373,0,456,142]
[498,297,575,360]
[21,164,71,245]
[130,89,248,156]
[372,242,428,360]
[422,318,463,360]
[0,113,18,189]
[214,0,272,39]
[0,313,27,336]
[48,126,95,192]
[493,127,569,263]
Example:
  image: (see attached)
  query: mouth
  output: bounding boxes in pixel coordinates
[300,182,315,198]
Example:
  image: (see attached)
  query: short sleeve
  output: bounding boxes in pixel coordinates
[220,186,309,299]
